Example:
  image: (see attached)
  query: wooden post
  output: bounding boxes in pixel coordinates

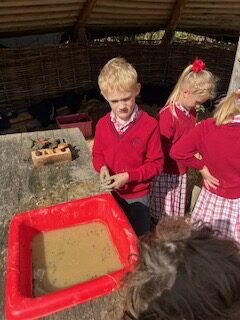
[228,35,240,94]
[71,0,98,42]
[74,27,88,45]
[162,0,187,45]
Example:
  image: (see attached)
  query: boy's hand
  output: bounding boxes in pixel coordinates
[199,166,219,190]
[99,166,110,184]
[100,172,129,192]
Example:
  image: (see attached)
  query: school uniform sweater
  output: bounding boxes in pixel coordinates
[170,118,240,199]
[92,110,164,200]
[159,105,196,174]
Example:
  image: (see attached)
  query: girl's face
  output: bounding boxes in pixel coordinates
[104,84,140,122]
[181,90,208,110]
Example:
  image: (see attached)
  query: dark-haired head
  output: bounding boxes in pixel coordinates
[123,218,240,320]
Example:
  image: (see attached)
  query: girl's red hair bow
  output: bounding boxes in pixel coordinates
[192,58,206,73]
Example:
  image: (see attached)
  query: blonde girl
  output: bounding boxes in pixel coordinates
[171,91,240,242]
[150,58,216,223]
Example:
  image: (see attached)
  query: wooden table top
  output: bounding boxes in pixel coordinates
[0,128,124,320]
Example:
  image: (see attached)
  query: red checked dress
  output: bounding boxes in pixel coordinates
[150,104,196,220]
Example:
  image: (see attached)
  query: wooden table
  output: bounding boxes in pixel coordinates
[0,128,124,320]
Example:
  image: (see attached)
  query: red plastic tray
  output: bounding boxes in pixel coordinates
[5,194,138,320]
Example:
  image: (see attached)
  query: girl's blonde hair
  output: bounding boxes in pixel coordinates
[166,60,216,116]
[213,91,240,126]
[98,57,138,96]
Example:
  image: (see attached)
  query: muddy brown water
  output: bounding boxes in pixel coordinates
[32,222,122,296]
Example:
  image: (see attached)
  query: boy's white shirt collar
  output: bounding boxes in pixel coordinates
[110,105,139,133]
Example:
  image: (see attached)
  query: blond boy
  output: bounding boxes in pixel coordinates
[92,57,164,235]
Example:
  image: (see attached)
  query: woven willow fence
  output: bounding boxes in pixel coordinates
[0,40,236,113]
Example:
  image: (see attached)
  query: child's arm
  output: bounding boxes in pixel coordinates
[159,109,176,157]
[126,123,164,183]
[199,166,219,190]
[92,121,113,187]
[170,123,205,170]
[170,123,219,189]
[92,122,106,173]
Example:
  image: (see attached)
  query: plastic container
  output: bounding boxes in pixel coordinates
[5,194,138,320]
[56,113,92,138]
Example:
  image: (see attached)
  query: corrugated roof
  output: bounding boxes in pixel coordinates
[0,0,239,38]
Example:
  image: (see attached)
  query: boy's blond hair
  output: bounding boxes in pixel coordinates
[98,57,138,96]
[166,61,216,116]
[213,91,240,126]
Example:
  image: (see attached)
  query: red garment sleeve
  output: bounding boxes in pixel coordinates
[127,123,164,182]
[92,121,106,172]
[159,109,176,156]
[170,123,205,170]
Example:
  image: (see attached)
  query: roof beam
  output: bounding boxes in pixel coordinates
[228,35,240,94]
[162,0,187,45]
[72,0,98,42]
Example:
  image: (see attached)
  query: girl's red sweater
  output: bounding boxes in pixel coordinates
[92,110,164,200]
[170,118,240,199]
[159,105,196,174]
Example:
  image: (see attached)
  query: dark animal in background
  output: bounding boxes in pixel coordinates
[0,111,18,130]
[28,99,55,127]
[62,91,81,112]
[81,88,105,102]
[59,32,70,45]
[52,91,82,113]
[0,114,10,130]
[53,89,103,113]
[0,43,8,48]
[140,84,175,108]
[203,93,226,113]
[28,88,105,128]
[28,91,82,127]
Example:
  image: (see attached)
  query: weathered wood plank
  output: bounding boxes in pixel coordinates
[43,300,95,320]
[63,128,100,200]
[90,291,125,320]
[0,133,22,317]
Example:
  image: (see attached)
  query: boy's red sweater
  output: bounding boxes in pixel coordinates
[170,118,240,199]
[159,105,196,174]
[92,110,164,200]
